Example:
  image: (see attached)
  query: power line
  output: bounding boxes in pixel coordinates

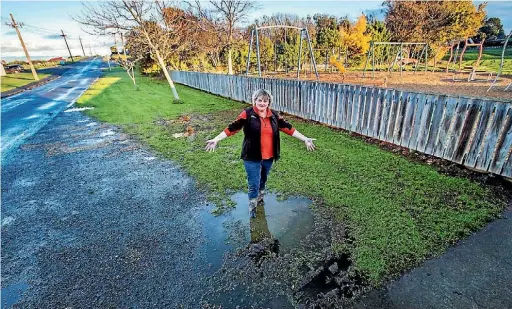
[1,16,83,36]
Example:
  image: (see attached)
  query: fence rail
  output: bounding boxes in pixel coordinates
[171,71,512,178]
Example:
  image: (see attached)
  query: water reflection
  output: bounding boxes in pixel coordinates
[249,205,272,243]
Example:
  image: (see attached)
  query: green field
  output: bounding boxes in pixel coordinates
[76,68,507,285]
[1,72,51,92]
[444,48,512,74]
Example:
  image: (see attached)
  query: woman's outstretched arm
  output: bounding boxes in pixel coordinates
[205,110,247,152]
[277,114,316,151]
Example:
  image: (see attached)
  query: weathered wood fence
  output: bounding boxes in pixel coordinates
[171,71,512,178]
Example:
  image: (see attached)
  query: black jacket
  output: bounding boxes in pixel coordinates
[226,107,294,161]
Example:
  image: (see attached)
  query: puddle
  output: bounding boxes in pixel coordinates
[1,283,30,309]
[197,192,367,308]
[198,192,316,308]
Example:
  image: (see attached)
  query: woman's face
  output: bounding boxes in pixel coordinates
[254,95,270,112]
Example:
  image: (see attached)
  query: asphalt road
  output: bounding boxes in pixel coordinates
[1,58,103,164]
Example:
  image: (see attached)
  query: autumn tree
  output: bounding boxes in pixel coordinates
[76,1,190,100]
[189,0,257,75]
[339,15,371,66]
[385,0,486,47]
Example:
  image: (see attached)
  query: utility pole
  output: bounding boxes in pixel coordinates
[112,32,118,54]
[61,30,74,62]
[6,13,39,80]
[79,36,86,57]
[120,32,128,58]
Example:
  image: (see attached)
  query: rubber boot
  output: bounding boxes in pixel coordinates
[257,189,265,205]
[249,198,258,218]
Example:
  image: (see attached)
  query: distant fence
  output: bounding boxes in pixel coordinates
[171,71,512,178]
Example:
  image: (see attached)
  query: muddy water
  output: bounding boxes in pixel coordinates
[199,192,315,308]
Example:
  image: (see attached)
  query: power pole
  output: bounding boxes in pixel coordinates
[61,30,74,62]
[79,36,86,57]
[120,32,128,58]
[6,13,39,80]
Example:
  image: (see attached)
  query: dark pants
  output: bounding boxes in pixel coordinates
[243,159,273,199]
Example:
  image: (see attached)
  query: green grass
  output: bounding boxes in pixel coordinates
[77,68,507,285]
[1,72,51,92]
[444,48,512,74]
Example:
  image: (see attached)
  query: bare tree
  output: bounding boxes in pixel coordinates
[75,0,188,100]
[189,0,258,75]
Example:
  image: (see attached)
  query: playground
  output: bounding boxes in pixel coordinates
[274,69,512,100]
[247,29,512,100]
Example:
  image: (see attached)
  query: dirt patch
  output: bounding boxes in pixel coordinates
[154,110,241,139]
[268,71,512,101]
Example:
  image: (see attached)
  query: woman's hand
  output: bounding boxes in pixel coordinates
[305,138,316,151]
[205,139,218,152]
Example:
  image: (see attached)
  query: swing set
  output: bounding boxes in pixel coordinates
[363,42,429,78]
[245,25,319,80]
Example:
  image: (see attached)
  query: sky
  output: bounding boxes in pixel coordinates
[1,0,512,61]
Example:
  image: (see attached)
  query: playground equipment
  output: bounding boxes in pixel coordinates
[363,42,428,78]
[445,40,462,73]
[246,25,319,80]
[487,30,512,92]
[448,38,492,82]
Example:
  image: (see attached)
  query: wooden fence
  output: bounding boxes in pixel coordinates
[171,71,512,178]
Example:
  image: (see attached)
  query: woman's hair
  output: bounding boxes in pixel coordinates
[251,89,273,106]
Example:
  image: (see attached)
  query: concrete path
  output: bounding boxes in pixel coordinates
[351,206,512,309]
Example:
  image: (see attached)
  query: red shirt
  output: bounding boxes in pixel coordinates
[224,107,295,159]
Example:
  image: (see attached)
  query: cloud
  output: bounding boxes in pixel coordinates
[2,45,20,53]
[3,30,17,36]
[44,34,62,40]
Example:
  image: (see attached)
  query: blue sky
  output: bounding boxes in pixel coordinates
[1,1,511,61]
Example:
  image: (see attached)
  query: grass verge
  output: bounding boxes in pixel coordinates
[1,72,51,92]
[76,68,508,285]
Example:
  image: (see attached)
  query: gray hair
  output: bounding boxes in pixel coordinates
[251,89,273,106]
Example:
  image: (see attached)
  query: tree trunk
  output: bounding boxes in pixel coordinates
[227,47,233,75]
[155,50,180,100]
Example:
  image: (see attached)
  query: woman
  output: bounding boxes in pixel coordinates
[205,89,316,217]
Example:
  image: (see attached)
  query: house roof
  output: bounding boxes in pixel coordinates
[48,57,65,62]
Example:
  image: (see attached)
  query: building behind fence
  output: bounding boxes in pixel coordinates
[171,71,512,178]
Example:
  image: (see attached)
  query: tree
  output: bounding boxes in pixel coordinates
[189,0,258,75]
[385,0,486,47]
[75,1,188,100]
[366,18,392,65]
[313,14,339,50]
[477,17,505,41]
[339,15,371,66]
